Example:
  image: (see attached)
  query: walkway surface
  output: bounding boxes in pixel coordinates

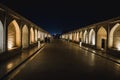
[3,39,120,80]
[69,41,120,64]
[0,43,45,80]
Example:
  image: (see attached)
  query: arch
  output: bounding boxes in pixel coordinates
[83,30,88,43]
[35,29,37,42]
[79,31,82,42]
[0,21,3,53]
[8,20,21,50]
[30,27,34,44]
[69,33,72,40]
[38,30,40,39]
[89,29,95,45]
[76,32,79,42]
[109,23,120,50]
[97,27,107,49]
[22,25,28,49]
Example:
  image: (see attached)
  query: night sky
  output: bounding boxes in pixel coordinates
[0,0,120,35]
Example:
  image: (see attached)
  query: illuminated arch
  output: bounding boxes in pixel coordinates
[97,27,107,49]
[22,25,28,49]
[38,30,40,39]
[30,27,34,44]
[69,33,72,40]
[89,29,95,45]
[76,32,79,42]
[8,20,21,50]
[83,30,88,43]
[109,23,120,50]
[35,29,37,42]
[0,21,3,53]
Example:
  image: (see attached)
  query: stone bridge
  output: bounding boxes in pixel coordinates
[0,4,51,59]
[61,17,120,57]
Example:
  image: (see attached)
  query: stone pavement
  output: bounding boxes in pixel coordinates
[67,40,120,64]
[0,43,45,80]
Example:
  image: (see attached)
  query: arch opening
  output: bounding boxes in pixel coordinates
[97,27,107,50]
[30,27,34,44]
[89,29,95,45]
[83,30,88,43]
[109,23,120,50]
[8,20,21,50]
[0,21,3,53]
[22,25,28,49]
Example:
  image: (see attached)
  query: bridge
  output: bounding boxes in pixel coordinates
[0,4,120,80]
[61,17,120,57]
[0,4,51,61]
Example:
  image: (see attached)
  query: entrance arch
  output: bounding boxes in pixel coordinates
[8,20,21,50]
[109,23,120,50]
[30,27,34,44]
[89,29,95,45]
[97,27,107,50]
[22,25,28,49]
[0,21,3,53]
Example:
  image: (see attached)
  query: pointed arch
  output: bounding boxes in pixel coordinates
[0,21,3,53]
[109,23,120,50]
[35,29,37,42]
[89,29,95,45]
[83,30,88,43]
[30,27,34,44]
[22,25,28,49]
[76,32,79,42]
[8,20,21,50]
[97,27,107,49]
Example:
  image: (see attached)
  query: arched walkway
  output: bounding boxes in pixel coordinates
[0,21,3,53]
[89,29,95,45]
[8,20,21,50]
[22,25,28,49]
[97,27,107,50]
[30,27,34,44]
[109,23,120,50]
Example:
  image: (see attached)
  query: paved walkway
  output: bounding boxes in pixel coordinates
[0,43,45,80]
[68,40,120,64]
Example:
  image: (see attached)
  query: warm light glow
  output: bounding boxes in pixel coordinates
[76,32,79,42]
[97,27,107,49]
[30,27,34,44]
[79,42,82,47]
[8,20,21,50]
[8,43,13,49]
[117,44,120,50]
[89,29,95,45]
[7,63,13,69]
[22,25,28,48]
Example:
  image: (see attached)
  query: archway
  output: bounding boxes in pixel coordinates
[83,30,88,43]
[22,25,28,49]
[8,20,21,50]
[89,29,95,45]
[30,27,34,44]
[109,23,120,50]
[76,32,79,42]
[35,29,37,42]
[79,31,82,42]
[97,27,107,50]
[0,21,3,53]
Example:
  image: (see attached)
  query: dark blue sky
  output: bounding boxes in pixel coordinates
[1,0,119,34]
